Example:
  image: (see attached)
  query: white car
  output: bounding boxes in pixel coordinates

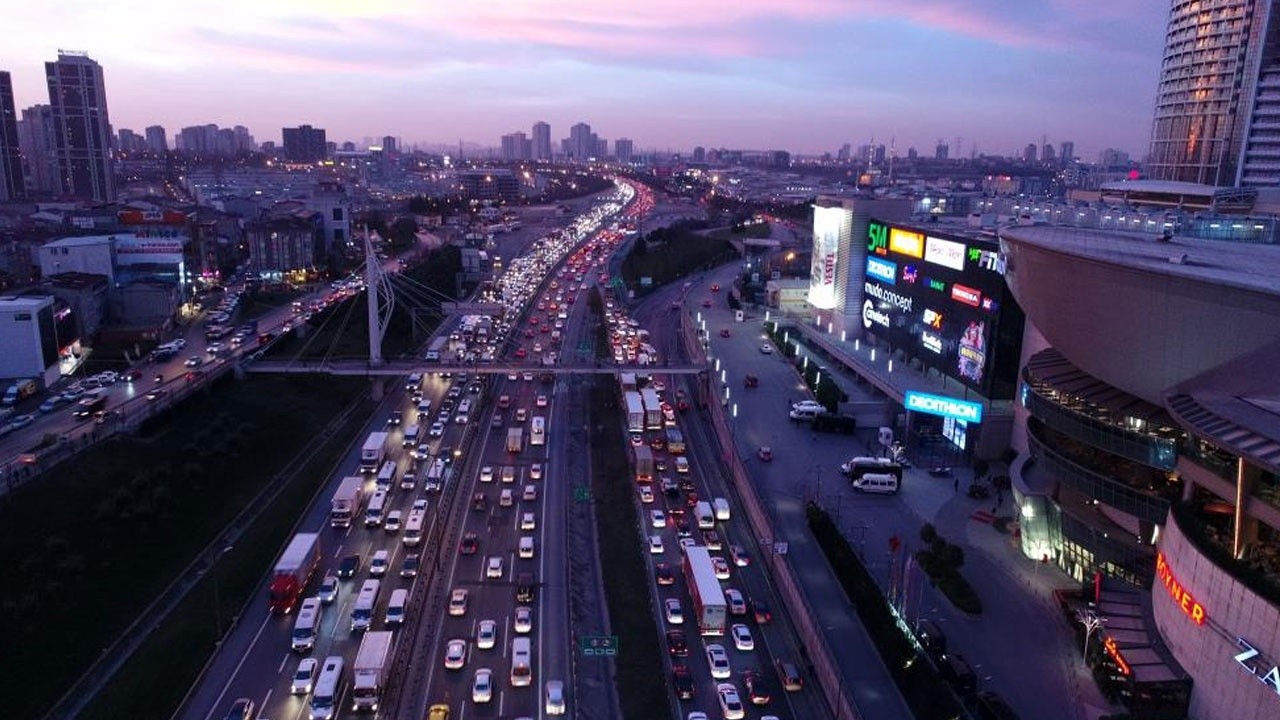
[711,556,731,580]
[530,463,543,480]
[449,588,469,616]
[184,355,203,367]
[445,639,468,670]
[521,512,537,531]
[501,466,516,483]
[429,422,446,437]
[486,556,504,579]
[545,680,566,715]
[536,395,548,407]
[650,509,667,529]
[472,668,493,703]
[514,606,533,634]
[731,623,755,651]
[384,510,402,533]
[291,657,317,694]
[664,597,684,625]
[725,588,747,616]
[480,466,494,482]
[705,643,731,679]
[638,486,654,504]
[648,534,665,555]
[717,683,745,720]
[369,550,390,577]
[477,619,497,649]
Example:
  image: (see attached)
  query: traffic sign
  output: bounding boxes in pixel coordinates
[578,635,619,656]
[574,486,593,503]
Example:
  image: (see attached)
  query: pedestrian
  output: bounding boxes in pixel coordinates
[953,477,959,493]
[996,489,1004,507]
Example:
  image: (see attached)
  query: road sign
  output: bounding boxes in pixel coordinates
[773,542,789,555]
[574,486,593,503]
[579,635,619,656]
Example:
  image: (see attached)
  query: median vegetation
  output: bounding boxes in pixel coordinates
[620,220,737,294]
[764,321,847,412]
[917,523,983,614]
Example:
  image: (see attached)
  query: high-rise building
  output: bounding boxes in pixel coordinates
[116,128,144,154]
[935,142,949,160]
[145,125,167,154]
[381,135,397,153]
[692,146,706,163]
[281,124,327,163]
[836,143,851,162]
[1023,143,1038,163]
[531,122,551,161]
[566,122,595,161]
[17,105,58,194]
[1059,141,1074,164]
[233,125,255,153]
[45,52,114,201]
[501,132,531,161]
[1042,143,1056,163]
[1147,0,1277,185]
[0,71,25,201]
[615,138,634,164]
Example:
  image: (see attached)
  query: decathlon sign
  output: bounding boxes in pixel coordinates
[904,391,983,422]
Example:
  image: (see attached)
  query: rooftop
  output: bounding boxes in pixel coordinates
[43,235,118,249]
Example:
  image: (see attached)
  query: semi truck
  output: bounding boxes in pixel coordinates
[633,445,654,483]
[624,391,645,433]
[507,427,524,453]
[351,630,394,712]
[681,544,727,636]
[640,388,663,430]
[268,532,322,614]
[330,476,365,528]
[360,432,389,473]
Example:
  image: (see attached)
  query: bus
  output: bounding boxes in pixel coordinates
[530,416,546,446]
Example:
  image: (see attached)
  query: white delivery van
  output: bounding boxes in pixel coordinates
[694,501,715,529]
[712,497,731,521]
[510,637,533,686]
[403,509,425,546]
[376,461,397,491]
[385,588,408,627]
[309,656,344,720]
[351,579,381,631]
[852,473,899,494]
[403,424,421,447]
[519,536,535,559]
[292,597,323,652]
[365,490,388,527]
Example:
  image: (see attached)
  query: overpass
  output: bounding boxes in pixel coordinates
[245,358,707,377]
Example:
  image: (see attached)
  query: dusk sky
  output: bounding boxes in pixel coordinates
[5,0,1170,161]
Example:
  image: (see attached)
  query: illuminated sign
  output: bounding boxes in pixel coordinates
[951,284,981,307]
[867,220,888,255]
[958,320,987,383]
[925,236,967,271]
[921,331,943,354]
[968,247,1007,275]
[889,228,924,258]
[923,308,944,329]
[927,279,946,292]
[902,265,918,284]
[864,282,913,312]
[1103,636,1131,676]
[809,205,844,310]
[1235,638,1280,698]
[904,391,983,422]
[865,257,897,284]
[862,299,890,329]
[1155,552,1206,625]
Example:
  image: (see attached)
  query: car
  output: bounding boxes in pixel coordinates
[413,498,429,511]
[667,629,689,657]
[759,344,773,354]
[536,394,548,407]
[545,680,566,715]
[729,545,750,567]
[429,422,446,437]
[776,659,804,691]
[515,408,528,422]
[711,556,731,580]
[655,563,675,586]
[472,668,493,703]
[702,529,723,551]
[369,550,389,577]
[501,466,516,483]
[725,588,746,615]
[291,658,318,694]
[515,348,527,359]
[449,588,469,616]
[486,556,504,579]
[386,410,402,426]
[757,446,773,462]
[673,663,696,700]
[224,698,255,720]
[477,619,497,649]
[401,553,421,577]
[184,355,203,368]
[523,484,537,501]
[8,414,35,429]
[514,606,533,634]
[638,485,654,503]
[706,643,732,679]
[491,414,504,428]
[665,597,684,625]
[717,683,745,720]
[673,516,692,538]
[444,638,468,670]
[650,509,667,529]
[702,299,712,307]
[427,704,450,720]
[720,328,731,338]
[711,283,721,293]
[460,532,478,555]
[337,553,360,579]
[520,512,536,531]
[648,534,665,555]
[384,510,403,533]
[480,465,494,482]
[39,396,67,413]
[530,462,543,480]
[318,571,339,604]
[752,598,774,624]
[732,623,755,651]
[742,669,773,705]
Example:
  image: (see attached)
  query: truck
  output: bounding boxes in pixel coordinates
[351,630,394,712]
[624,391,645,433]
[2,378,38,407]
[640,388,663,430]
[665,428,686,455]
[360,432,389,473]
[507,427,524,453]
[633,445,654,483]
[330,476,365,528]
[681,545,727,636]
[268,532,322,614]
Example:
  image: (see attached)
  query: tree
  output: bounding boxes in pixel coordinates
[920,523,938,545]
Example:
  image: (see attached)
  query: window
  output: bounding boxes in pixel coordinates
[333,208,343,221]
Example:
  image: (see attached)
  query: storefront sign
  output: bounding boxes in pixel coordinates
[889,228,924,258]
[904,391,983,422]
[951,283,982,308]
[921,330,943,354]
[867,220,888,256]
[1235,638,1280,697]
[1155,551,1206,625]
[862,299,890,329]
[864,282,914,312]
[1103,636,1131,676]
[865,257,897,284]
[925,236,967,271]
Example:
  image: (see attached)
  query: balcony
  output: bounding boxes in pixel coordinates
[1169,501,1280,610]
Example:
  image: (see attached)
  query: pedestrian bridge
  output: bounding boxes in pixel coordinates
[245,358,707,376]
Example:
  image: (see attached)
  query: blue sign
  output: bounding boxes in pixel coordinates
[865,256,897,285]
[904,391,983,423]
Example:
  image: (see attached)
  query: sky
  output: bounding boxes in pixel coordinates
[3,0,1171,161]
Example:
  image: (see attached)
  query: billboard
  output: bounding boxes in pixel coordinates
[808,205,846,310]
[863,219,1020,398]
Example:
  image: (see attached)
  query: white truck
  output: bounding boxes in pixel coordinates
[682,545,727,636]
[360,432,389,473]
[624,391,645,433]
[330,476,364,528]
[351,630,394,712]
[640,388,663,430]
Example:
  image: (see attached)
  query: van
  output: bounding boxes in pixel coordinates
[351,579,381,631]
[712,497,731,521]
[385,588,409,627]
[840,456,904,480]
[510,637,533,687]
[365,490,388,527]
[417,399,432,420]
[694,501,715,529]
[519,536,535,559]
[404,509,426,546]
[403,424,421,447]
[309,656,345,720]
[376,462,397,491]
[852,473,899,494]
[457,399,472,415]
[291,597,323,652]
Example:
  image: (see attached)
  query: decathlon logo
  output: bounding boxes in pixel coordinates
[904,391,983,422]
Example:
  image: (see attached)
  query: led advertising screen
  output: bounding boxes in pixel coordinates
[808,204,845,310]
[862,219,1022,398]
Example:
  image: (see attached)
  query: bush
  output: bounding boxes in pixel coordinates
[914,523,983,615]
[920,523,938,545]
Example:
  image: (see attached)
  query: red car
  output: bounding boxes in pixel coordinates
[460,532,478,555]
[711,283,721,292]
[515,348,527,359]
[758,447,773,462]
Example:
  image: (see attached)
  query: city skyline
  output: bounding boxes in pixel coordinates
[3,0,1169,160]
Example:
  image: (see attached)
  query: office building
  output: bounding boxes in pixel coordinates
[281,124,327,163]
[116,128,144,154]
[532,121,551,161]
[501,132,531,161]
[692,146,706,163]
[935,142,949,160]
[45,52,115,202]
[0,296,66,385]
[1023,143,1037,163]
[244,207,322,277]
[17,104,58,194]
[145,125,167,154]
[381,135,397,154]
[457,169,520,202]
[615,138,634,164]
[565,122,598,161]
[0,71,25,201]
[1059,141,1074,164]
